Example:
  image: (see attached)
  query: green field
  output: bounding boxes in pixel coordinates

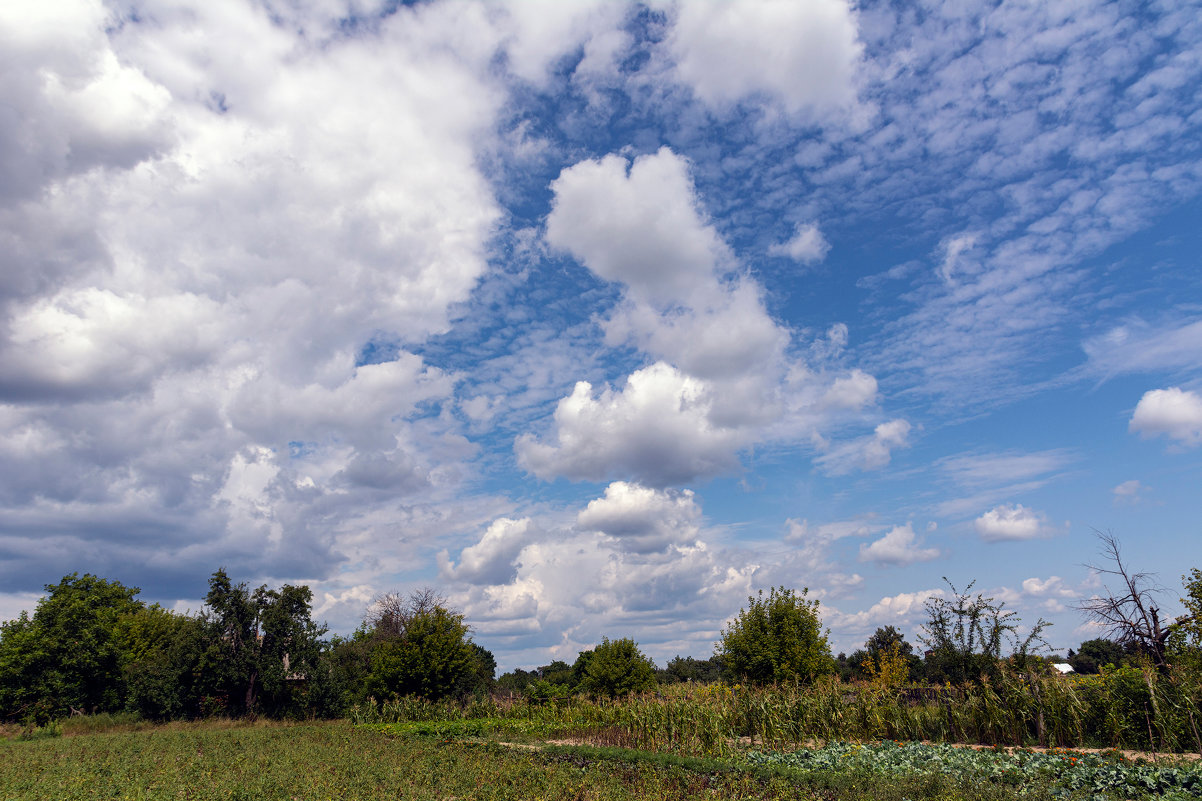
[4,717,1200,801]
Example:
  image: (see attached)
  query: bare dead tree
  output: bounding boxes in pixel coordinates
[1075,531,1189,671]
[364,587,445,640]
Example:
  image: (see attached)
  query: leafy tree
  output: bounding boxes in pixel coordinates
[571,649,594,687]
[658,655,724,684]
[0,612,49,723]
[1169,567,1202,669]
[536,659,574,686]
[861,640,910,690]
[199,569,327,717]
[580,637,656,697]
[495,667,536,695]
[864,626,922,682]
[920,578,1049,685]
[119,604,207,720]
[1067,638,1128,675]
[466,643,497,694]
[717,587,834,684]
[363,590,478,701]
[865,626,914,658]
[0,574,142,722]
[321,633,375,710]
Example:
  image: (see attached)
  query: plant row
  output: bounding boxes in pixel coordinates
[746,740,1202,800]
[355,668,1202,756]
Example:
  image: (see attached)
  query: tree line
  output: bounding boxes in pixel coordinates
[0,571,496,725]
[2,535,1198,726]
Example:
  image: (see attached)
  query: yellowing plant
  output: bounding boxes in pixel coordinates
[862,641,910,690]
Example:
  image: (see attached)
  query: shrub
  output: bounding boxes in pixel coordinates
[717,587,834,685]
[581,637,656,698]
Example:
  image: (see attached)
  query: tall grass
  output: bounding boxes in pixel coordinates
[355,664,1202,758]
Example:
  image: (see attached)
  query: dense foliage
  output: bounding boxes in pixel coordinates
[580,637,657,698]
[0,574,142,722]
[0,572,495,724]
[3,566,1199,757]
[717,586,835,684]
[365,604,478,701]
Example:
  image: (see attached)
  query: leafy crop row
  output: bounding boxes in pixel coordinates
[746,741,1202,800]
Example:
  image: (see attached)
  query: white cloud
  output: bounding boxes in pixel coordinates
[448,482,759,667]
[1082,318,1202,379]
[846,1,1202,408]
[1129,387,1202,447]
[0,0,171,207]
[546,148,731,306]
[932,449,1075,517]
[604,280,788,382]
[1020,575,1077,613]
[515,363,744,487]
[0,0,513,590]
[815,418,911,475]
[531,146,888,486]
[936,233,977,284]
[664,0,864,121]
[974,504,1051,542]
[770,222,831,265]
[493,1,627,86]
[858,523,941,566]
[1112,479,1144,504]
[440,517,534,586]
[829,588,943,643]
[576,482,700,554]
[939,449,1075,488]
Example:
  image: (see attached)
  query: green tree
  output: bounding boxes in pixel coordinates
[1067,637,1128,675]
[119,604,207,720]
[571,649,594,687]
[495,667,536,695]
[0,573,142,722]
[863,625,922,682]
[199,569,327,717]
[466,642,497,695]
[717,587,834,684]
[363,590,478,701]
[1169,568,1202,669]
[658,655,724,684]
[580,637,656,697]
[920,578,1049,685]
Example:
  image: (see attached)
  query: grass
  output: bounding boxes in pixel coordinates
[0,717,1067,801]
[6,666,1201,801]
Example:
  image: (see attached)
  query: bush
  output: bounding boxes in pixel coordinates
[581,637,656,698]
[365,605,477,701]
[920,579,1048,686]
[717,587,834,685]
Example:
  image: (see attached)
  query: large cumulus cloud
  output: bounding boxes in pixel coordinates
[519,147,903,487]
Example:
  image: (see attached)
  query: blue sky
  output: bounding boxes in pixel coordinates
[1,0,1200,670]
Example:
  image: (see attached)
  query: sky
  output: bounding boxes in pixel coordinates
[1,0,1201,672]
